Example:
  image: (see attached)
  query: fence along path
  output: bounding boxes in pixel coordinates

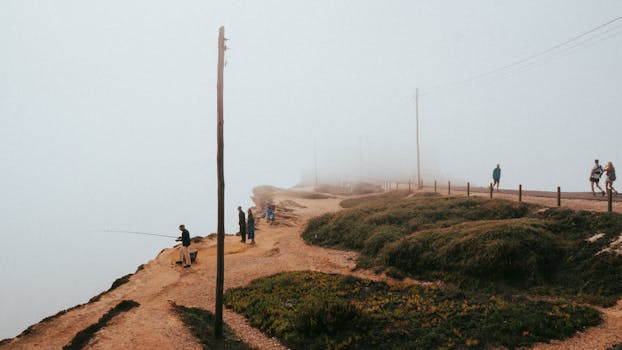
[387,181,621,214]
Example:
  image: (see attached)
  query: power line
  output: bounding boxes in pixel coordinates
[422,14,622,95]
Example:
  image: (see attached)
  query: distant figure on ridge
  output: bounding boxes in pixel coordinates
[247,208,255,245]
[238,206,247,243]
[492,164,501,192]
[176,224,191,268]
[267,204,275,224]
[604,162,618,196]
[589,159,606,196]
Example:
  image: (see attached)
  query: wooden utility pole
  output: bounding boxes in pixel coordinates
[415,89,422,189]
[214,26,226,339]
[313,137,318,186]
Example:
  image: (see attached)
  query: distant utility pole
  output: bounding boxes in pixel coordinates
[415,88,422,189]
[314,137,318,186]
[214,26,226,339]
[359,137,363,181]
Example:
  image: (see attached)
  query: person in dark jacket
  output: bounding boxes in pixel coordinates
[247,208,255,245]
[238,206,247,243]
[176,224,191,268]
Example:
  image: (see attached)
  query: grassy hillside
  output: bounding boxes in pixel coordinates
[302,191,622,305]
[225,271,600,350]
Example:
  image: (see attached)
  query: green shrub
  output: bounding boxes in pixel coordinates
[63,300,139,350]
[361,225,405,256]
[173,304,253,350]
[225,271,600,350]
[380,219,563,284]
[304,195,535,255]
[305,192,622,305]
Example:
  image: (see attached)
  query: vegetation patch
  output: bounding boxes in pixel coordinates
[303,192,622,305]
[304,192,533,253]
[173,304,253,350]
[88,273,133,303]
[315,182,383,196]
[224,271,600,350]
[63,300,139,350]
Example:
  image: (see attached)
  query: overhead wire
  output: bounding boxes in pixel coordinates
[421,14,622,96]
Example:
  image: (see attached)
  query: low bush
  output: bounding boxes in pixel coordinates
[379,219,563,285]
[303,194,534,254]
[63,300,139,350]
[303,193,622,305]
[224,271,600,350]
[173,304,253,350]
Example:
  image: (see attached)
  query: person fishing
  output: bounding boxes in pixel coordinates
[176,224,191,268]
[238,206,247,243]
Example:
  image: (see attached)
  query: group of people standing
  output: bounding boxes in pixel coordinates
[590,159,618,196]
[238,206,256,245]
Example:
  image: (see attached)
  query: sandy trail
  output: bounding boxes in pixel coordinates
[2,187,622,349]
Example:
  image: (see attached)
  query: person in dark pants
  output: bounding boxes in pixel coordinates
[492,164,501,192]
[247,208,255,245]
[238,206,246,243]
[176,224,191,268]
[590,159,606,196]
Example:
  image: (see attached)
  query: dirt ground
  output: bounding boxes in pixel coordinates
[2,187,622,350]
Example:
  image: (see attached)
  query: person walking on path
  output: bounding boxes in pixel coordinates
[238,206,247,243]
[176,224,191,268]
[492,164,501,192]
[604,162,618,196]
[589,159,606,196]
[247,208,255,245]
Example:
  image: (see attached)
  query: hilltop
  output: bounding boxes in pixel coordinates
[1,186,622,349]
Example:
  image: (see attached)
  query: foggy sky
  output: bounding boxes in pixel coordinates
[2,0,622,339]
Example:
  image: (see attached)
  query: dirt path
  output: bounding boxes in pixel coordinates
[2,187,622,349]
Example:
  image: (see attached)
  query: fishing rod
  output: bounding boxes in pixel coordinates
[94,230,178,239]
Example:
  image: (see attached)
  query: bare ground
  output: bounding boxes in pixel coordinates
[2,186,622,350]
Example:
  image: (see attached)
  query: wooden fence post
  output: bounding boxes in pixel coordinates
[608,189,613,212]
[557,186,561,207]
[467,182,470,197]
[489,183,493,198]
[434,180,437,193]
[519,184,522,202]
[448,181,451,196]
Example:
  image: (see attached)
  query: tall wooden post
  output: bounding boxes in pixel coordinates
[448,181,451,196]
[489,183,493,198]
[467,182,470,197]
[518,184,522,202]
[434,180,437,193]
[214,26,226,339]
[557,186,561,207]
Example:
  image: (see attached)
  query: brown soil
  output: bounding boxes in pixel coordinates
[2,186,622,350]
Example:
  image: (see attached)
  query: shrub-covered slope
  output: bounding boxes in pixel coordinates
[225,271,600,350]
[302,192,622,305]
